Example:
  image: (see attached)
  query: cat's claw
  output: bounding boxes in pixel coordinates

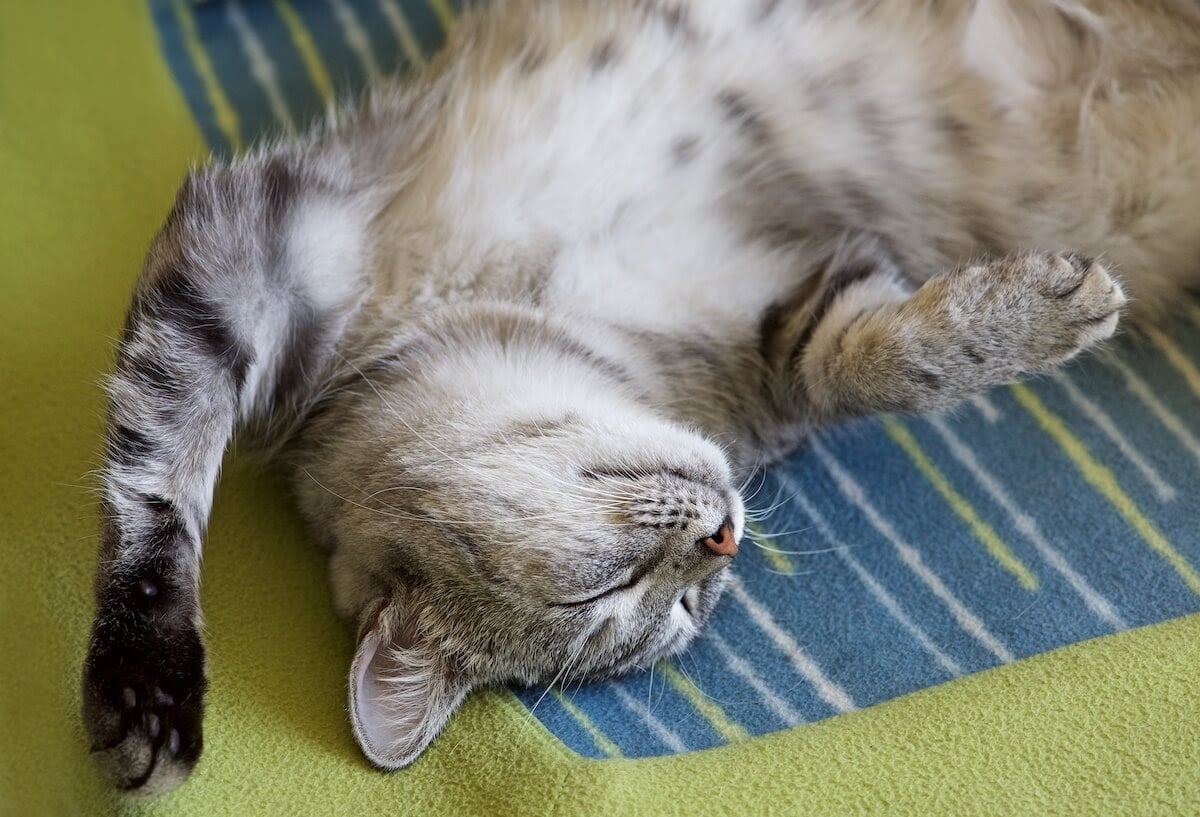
[924,250,1127,376]
[82,619,206,796]
[1030,251,1126,359]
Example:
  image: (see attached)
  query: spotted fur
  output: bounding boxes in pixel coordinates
[84,0,1200,793]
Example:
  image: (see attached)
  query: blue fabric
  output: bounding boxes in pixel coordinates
[152,0,1200,761]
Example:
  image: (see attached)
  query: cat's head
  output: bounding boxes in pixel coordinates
[301,305,743,769]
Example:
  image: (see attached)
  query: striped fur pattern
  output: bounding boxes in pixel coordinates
[86,0,1200,792]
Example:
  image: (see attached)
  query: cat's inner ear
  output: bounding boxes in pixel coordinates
[349,600,471,770]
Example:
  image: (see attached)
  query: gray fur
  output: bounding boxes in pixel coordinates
[84,0,1200,792]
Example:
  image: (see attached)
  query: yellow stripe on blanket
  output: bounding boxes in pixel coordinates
[427,0,457,33]
[1146,326,1200,402]
[273,0,335,104]
[379,0,429,69]
[552,691,624,758]
[745,521,796,574]
[659,662,749,743]
[1012,383,1200,596]
[172,0,243,151]
[884,417,1039,590]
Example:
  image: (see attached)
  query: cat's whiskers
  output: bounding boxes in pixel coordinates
[503,459,638,504]
[736,460,767,497]
[361,484,433,501]
[674,654,741,707]
[357,467,633,513]
[735,459,778,518]
[376,501,642,528]
[340,352,678,516]
[321,413,641,508]
[561,614,625,701]
[528,632,591,716]
[302,466,640,528]
[309,415,648,523]
[558,648,587,697]
[742,523,818,540]
[488,428,644,505]
[742,485,792,520]
[372,492,648,529]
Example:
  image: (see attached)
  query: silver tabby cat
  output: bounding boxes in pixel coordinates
[83,0,1200,794]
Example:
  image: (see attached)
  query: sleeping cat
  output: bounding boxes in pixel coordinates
[82,0,1200,794]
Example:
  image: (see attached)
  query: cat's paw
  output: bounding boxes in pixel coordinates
[1022,251,1126,359]
[796,249,1125,417]
[82,605,206,796]
[937,251,1126,373]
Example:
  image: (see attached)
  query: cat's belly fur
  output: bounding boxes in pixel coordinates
[369,0,1200,337]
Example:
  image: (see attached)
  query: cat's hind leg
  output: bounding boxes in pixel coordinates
[794,246,1126,419]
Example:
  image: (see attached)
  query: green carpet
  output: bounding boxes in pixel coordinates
[2,2,1199,815]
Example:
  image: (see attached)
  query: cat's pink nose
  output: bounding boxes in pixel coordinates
[699,519,737,557]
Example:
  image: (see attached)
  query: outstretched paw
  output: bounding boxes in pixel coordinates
[794,248,1126,418]
[935,250,1126,374]
[1025,251,1126,360]
[82,599,205,796]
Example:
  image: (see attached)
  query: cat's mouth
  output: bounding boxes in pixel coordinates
[676,562,731,627]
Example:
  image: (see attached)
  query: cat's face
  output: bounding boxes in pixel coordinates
[406,410,743,682]
[312,323,743,769]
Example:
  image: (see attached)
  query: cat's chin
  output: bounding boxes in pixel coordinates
[680,564,732,628]
[604,567,733,680]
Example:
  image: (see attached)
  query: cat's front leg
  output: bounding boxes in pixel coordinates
[798,249,1126,418]
[83,156,367,793]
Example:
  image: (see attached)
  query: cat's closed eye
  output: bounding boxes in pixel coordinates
[556,515,735,610]
[556,566,654,607]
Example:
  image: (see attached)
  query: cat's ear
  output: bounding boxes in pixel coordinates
[348,600,471,770]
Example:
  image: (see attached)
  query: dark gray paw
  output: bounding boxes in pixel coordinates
[82,577,205,795]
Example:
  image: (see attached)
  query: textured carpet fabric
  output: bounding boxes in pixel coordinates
[2,2,1199,815]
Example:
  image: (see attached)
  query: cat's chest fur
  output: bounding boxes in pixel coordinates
[362,0,1200,334]
[367,2,944,339]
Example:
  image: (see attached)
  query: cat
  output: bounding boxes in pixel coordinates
[82,0,1200,795]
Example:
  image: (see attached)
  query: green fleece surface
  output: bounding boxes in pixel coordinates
[3,2,1199,815]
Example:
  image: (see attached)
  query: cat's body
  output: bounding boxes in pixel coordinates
[84,0,1200,794]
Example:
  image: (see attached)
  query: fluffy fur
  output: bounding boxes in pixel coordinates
[83,0,1200,794]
